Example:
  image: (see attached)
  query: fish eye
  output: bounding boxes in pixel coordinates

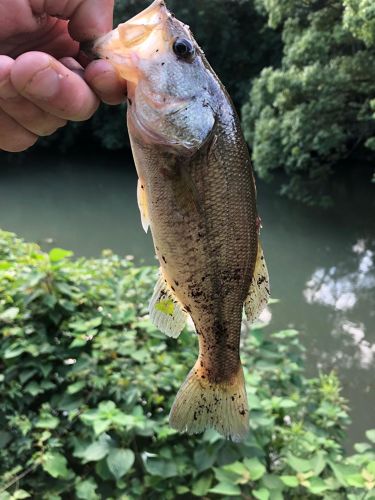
[173,38,195,61]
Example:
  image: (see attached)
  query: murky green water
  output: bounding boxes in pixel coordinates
[1,150,374,448]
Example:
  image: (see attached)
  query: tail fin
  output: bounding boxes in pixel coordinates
[169,361,249,442]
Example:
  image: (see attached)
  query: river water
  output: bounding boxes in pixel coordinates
[0,150,374,449]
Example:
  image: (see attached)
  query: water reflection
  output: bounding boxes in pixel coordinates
[303,238,375,371]
[304,240,374,312]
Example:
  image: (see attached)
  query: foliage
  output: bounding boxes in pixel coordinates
[0,230,374,499]
[243,0,375,206]
[343,0,375,46]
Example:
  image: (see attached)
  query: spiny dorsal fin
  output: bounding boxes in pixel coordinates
[137,178,149,233]
[149,271,187,338]
[244,241,270,322]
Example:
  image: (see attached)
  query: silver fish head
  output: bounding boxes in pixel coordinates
[93,0,218,152]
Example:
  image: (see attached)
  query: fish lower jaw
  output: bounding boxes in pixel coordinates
[128,107,194,152]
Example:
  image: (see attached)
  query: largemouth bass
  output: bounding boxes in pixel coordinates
[94,0,270,441]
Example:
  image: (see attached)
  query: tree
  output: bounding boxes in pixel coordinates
[243,0,375,206]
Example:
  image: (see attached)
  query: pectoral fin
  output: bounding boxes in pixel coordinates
[137,179,149,233]
[244,242,270,322]
[149,271,187,338]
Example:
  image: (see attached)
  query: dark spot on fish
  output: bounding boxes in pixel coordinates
[128,98,132,106]
[258,275,266,286]
[161,62,165,66]
[141,184,144,189]
[156,49,159,52]
[240,409,246,416]
[171,286,175,292]
[185,305,191,313]
[193,412,197,420]
[162,255,167,263]
[201,375,205,379]
[231,396,235,401]
[174,280,179,286]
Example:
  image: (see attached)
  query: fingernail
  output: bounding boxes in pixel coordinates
[24,66,61,99]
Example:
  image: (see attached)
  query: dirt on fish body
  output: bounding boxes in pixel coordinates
[94,0,270,441]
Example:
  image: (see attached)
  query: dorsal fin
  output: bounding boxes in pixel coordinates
[244,241,270,322]
[149,270,188,338]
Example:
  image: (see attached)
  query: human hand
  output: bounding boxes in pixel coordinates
[0,0,126,152]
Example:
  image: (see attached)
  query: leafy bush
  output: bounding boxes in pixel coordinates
[243,0,375,206]
[0,230,374,499]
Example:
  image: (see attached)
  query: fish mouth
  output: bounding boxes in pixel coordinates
[92,0,171,84]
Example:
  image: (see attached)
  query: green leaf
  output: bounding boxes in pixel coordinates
[67,381,85,394]
[106,448,134,480]
[286,453,312,473]
[0,307,19,323]
[11,490,31,499]
[346,474,365,488]
[243,457,266,480]
[366,429,375,443]
[42,452,70,479]
[310,452,327,475]
[192,474,213,496]
[279,398,297,408]
[49,248,74,262]
[222,461,249,483]
[328,461,358,487]
[75,479,98,500]
[308,477,329,494]
[144,458,178,478]
[80,434,111,462]
[280,475,299,487]
[367,461,375,475]
[253,488,270,500]
[209,482,242,496]
[35,414,59,429]
[354,442,372,453]
[194,444,220,472]
[261,474,284,490]
[93,419,111,436]
[176,486,190,494]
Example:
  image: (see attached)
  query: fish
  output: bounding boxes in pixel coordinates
[93,0,270,441]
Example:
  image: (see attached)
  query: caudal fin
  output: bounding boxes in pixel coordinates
[169,361,249,442]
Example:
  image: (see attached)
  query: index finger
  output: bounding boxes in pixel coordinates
[30,0,115,41]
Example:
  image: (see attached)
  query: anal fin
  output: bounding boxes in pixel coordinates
[244,241,270,322]
[137,178,149,233]
[149,271,187,338]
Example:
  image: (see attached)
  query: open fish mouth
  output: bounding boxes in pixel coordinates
[92,0,172,84]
